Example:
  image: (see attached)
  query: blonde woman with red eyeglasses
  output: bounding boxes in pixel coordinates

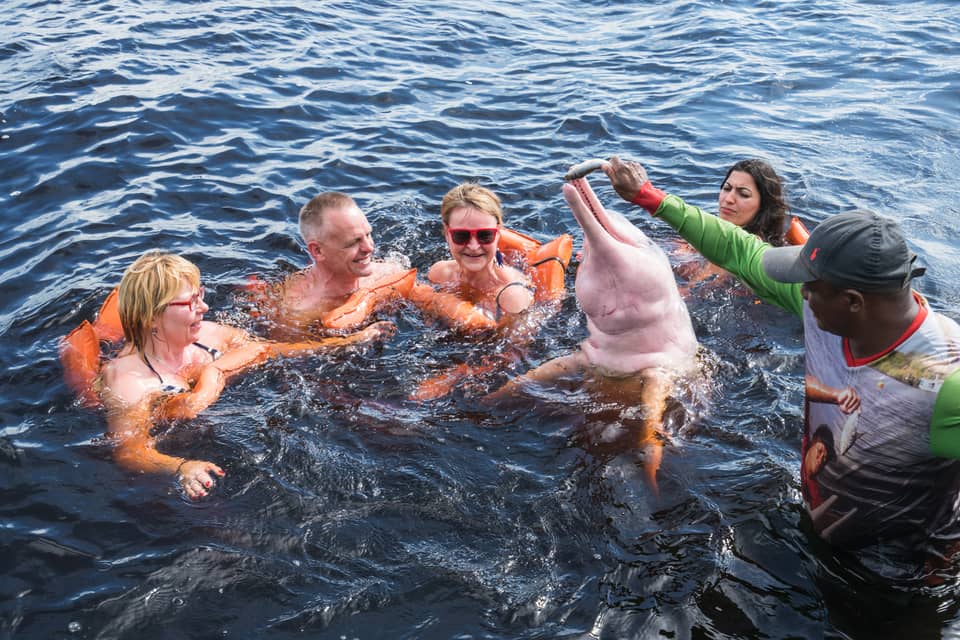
[98,251,392,499]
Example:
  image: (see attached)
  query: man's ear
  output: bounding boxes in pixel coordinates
[306,240,323,262]
[844,289,865,313]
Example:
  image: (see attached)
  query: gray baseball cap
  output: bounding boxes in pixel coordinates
[760,210,925,292]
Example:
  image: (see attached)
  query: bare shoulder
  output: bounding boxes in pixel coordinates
[496,271,534,314]
[101,354,160,408]
[370,260,407,279]
[196,321,248,351]
[427,260,458,285]
[277,270,329,325]
[280,269,310,309]
[502,264,530,285]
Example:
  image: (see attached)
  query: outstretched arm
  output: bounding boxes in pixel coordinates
[205,320,396,378]
[408,282,500,333]
[484,351,590,402]
[602,156,804,316]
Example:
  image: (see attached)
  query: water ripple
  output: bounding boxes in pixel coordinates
[2,0,960,637]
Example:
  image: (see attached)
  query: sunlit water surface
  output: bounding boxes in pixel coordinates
[2,1,959,638]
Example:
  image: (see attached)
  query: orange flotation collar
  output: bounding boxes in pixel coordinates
[322,268,416,330]
[785,216,810,246]
[497,228,573,303]
[60,288,123,408]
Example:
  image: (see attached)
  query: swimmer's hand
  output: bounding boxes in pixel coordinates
[602,155,649,203]
[358,320,397,342]
[178,459,225,500]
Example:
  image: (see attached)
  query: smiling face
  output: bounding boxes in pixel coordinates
[155,277,209,346]
[718,170,762,229]
[444,206,500,273]
[118,251,202,354]
[310,203,376,278]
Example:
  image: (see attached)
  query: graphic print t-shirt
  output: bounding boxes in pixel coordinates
[801,298,960,550]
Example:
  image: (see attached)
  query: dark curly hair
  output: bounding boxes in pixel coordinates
[721,159,789,247]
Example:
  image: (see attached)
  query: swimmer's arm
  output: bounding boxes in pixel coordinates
[259,321,396,359]
[408,282,499,332]
[485,352,590,402]
[105,395,224,498]
[929,369,960,459]
[409,300,543,402]
[202,321,396,378]
[651,194,804,317]
[107,401,185,473]
[156,365,227,420]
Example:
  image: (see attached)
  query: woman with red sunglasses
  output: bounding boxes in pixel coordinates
[98,251,393,499]
[418,183,534,327]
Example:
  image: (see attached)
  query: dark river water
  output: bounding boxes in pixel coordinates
[2,1,959,638]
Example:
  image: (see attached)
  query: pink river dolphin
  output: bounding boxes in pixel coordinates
[493,169,699,492]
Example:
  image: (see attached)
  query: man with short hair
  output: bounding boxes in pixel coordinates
[603,156,960,583]
[279,192,407,328]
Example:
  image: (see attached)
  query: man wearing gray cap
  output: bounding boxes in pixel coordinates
[601,156,960,584]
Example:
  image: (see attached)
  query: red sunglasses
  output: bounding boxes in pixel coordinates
[448,228,498,245]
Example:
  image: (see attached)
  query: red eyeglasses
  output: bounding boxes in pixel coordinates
[167,286,205,311]
[448,228,498,245]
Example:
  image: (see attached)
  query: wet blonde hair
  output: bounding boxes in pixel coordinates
[118,251,201,356]
[440,183,503,226]
[299,191,357,244]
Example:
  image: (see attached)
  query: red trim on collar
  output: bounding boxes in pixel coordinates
[843,291,928,366]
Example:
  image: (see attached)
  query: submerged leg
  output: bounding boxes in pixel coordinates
[601,368,674,496]
[484,351,590,403]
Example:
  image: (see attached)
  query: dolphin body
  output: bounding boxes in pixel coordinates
[565,176,698,375]
[492,174,698,493]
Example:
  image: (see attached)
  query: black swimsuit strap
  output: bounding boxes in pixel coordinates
[144,342,220,386]
[495,281,534,319]
[530,255,566,270]
[143,353,165,384]
[192,341,222,360]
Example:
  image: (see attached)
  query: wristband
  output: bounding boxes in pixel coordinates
[630,181,667,215]
[175,458,188,476]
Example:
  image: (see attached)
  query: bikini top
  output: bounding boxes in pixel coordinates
[143,342,222,394]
